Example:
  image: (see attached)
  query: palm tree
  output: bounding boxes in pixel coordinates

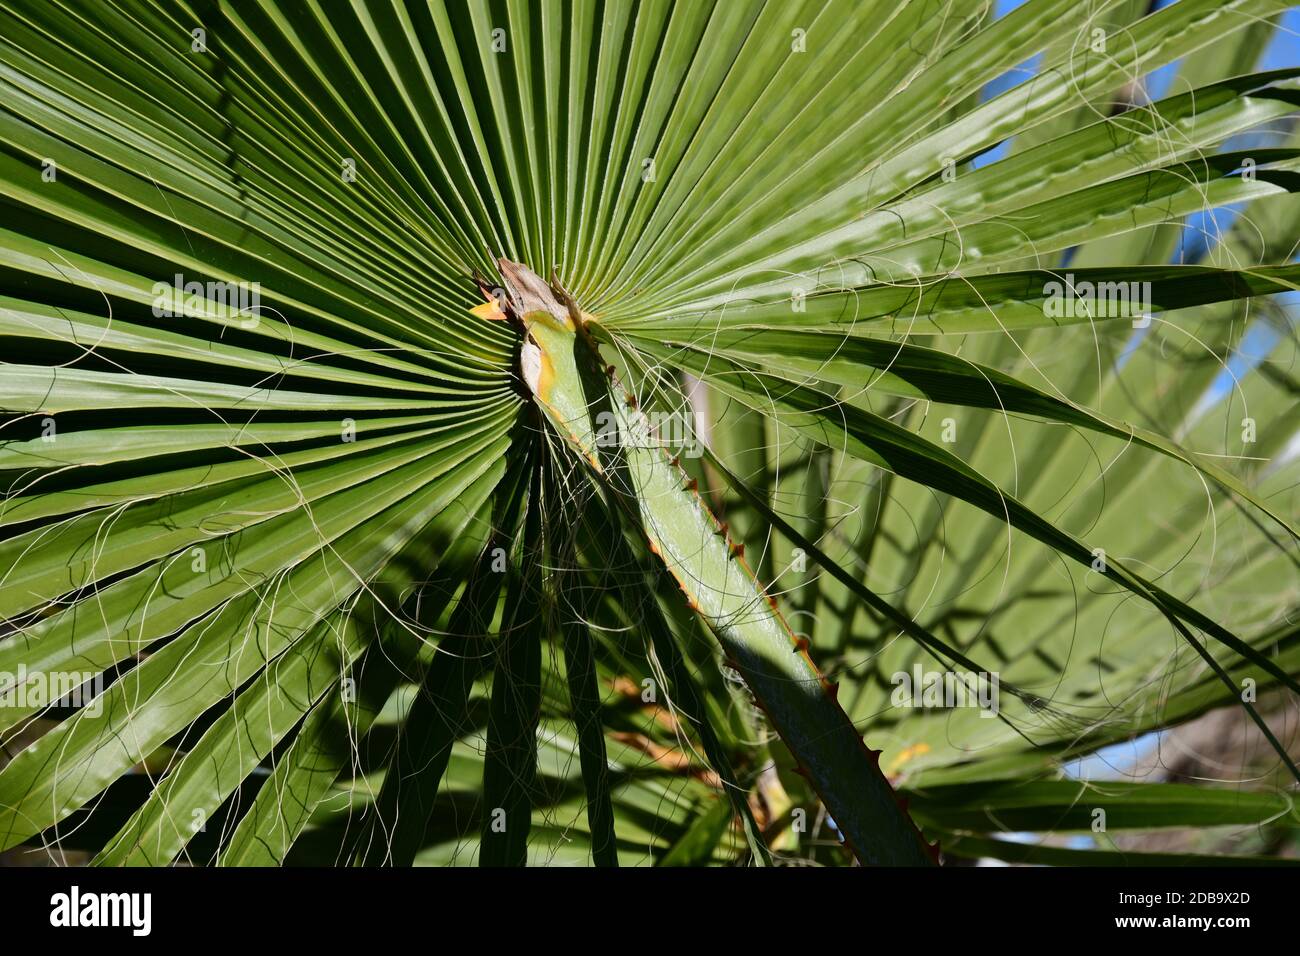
[0,0,1297,867]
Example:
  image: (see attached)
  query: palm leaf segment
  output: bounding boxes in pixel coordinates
[0,0,1297,866]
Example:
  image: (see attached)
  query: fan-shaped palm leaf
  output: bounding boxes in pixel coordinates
[1,0,1297,867]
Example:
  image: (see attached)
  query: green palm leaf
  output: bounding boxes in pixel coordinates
[1,0,1297,867]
